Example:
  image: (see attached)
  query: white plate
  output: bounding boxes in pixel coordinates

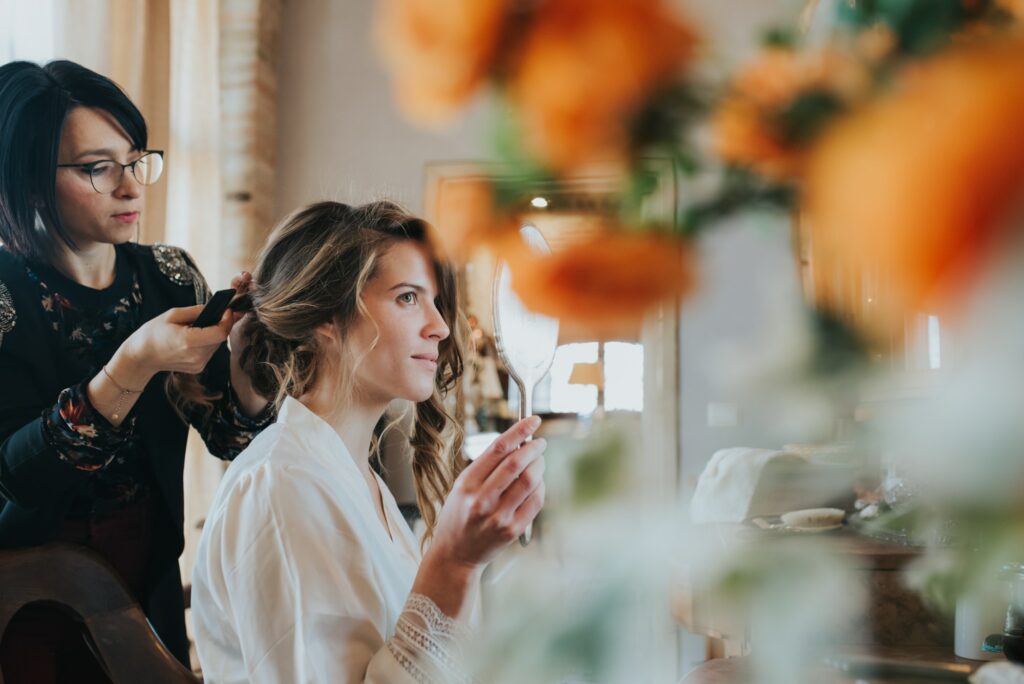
[785,523,844,534]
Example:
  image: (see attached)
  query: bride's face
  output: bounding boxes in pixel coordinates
[345,240,451,405]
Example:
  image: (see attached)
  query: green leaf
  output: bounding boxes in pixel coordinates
[571,433,628,508]
[836,0,997,57]
[629,82,710,163]
[762,26,800,49]
[808,309,870,376]
[679,167,794,236]
[489,97,556,208]
[774,89,845,146]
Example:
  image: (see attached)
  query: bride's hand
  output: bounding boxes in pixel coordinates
[428,416,547,571]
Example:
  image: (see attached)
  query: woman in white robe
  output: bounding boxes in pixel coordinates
[191,201,546,683]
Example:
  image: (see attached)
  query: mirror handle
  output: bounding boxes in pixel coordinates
[516,377,535,546]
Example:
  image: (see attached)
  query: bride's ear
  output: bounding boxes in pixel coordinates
[314,321,340,346]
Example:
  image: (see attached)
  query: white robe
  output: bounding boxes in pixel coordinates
[191,396,468,684]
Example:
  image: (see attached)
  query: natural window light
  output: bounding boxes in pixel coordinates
[509,341,644,415]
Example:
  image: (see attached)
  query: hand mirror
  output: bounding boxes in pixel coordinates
[492,224,560,545]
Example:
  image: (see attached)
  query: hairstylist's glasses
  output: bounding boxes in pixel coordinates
[57,150,164,194]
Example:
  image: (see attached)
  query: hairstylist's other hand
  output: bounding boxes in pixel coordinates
[227,271,254,355]
[123,304,233,378]
[428,416,547,571]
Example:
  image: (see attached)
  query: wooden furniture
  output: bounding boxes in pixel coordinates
[675,526,965,678]
[0,543,199,683]
[814,527,953,648]
[674,526,954,655]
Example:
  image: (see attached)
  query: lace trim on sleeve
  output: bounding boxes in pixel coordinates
[386,593,476,684]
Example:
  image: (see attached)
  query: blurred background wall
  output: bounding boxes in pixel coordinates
[272,0,807,506]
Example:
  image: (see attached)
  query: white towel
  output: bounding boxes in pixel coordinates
[690,447,805,523]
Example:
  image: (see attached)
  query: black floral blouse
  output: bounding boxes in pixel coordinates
[25,253,272,517]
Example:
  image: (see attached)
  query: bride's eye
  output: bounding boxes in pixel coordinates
[397,291,418,305]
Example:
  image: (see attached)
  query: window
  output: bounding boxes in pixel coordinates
[509,341,644,415]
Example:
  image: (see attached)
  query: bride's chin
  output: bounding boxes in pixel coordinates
[407,385,435,404]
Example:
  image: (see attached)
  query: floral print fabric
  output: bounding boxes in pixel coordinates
[27,258,272,516]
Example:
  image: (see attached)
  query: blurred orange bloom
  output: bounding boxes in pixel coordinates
[712,47,870,181]
[376,0,510,126]
[713,97,804,181]
[998,0,1024,18]
[502,229,696,338]
[509,0,696,174]
[804,38,1024,339]
[431,178,518,261]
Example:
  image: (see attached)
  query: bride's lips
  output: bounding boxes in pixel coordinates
[412,354,438,369]
[113,211,140,223]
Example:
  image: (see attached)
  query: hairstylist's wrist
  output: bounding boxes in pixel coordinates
[108,341,158,391]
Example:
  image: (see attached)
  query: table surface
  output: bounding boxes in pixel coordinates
[680,645,986,684]
[716,523,924,569]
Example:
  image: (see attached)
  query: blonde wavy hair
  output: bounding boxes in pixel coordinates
[239,200,465,542]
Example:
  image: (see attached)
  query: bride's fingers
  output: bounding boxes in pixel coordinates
[462,416,541,487]
[495,455,545,512]
[229,271,252,291]
[482,439,545,495]
[512,480,546,535]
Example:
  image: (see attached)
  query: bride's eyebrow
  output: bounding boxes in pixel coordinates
[388,282,426,293]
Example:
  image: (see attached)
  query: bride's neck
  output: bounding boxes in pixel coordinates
[299,382,387,472]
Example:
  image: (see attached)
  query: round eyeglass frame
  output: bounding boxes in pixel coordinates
[56,150,165,194]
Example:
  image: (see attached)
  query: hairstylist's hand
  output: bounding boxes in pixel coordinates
[225,270,272,413]
[427,416,547,571]
[120,304,233,381]
[227,271,253,355]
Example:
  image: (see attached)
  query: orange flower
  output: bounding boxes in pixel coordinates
[376,0,510,126]
[804,38,1024,339]
[509,0,696,174]
[501,229,696,338]
[429,178,519,261]
[998,0,1024,18]
[711,47,870,181]
[712,97,804,180]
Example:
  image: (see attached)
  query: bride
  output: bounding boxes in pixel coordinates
[191,200,546,683]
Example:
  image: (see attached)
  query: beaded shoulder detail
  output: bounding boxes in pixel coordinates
[152,243,211,303]
[0,280,15,347]
[153,243,196,286]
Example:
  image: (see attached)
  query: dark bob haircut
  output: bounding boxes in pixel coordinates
[0,59,147,264]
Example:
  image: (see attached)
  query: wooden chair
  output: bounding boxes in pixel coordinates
[0,543,199,683]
